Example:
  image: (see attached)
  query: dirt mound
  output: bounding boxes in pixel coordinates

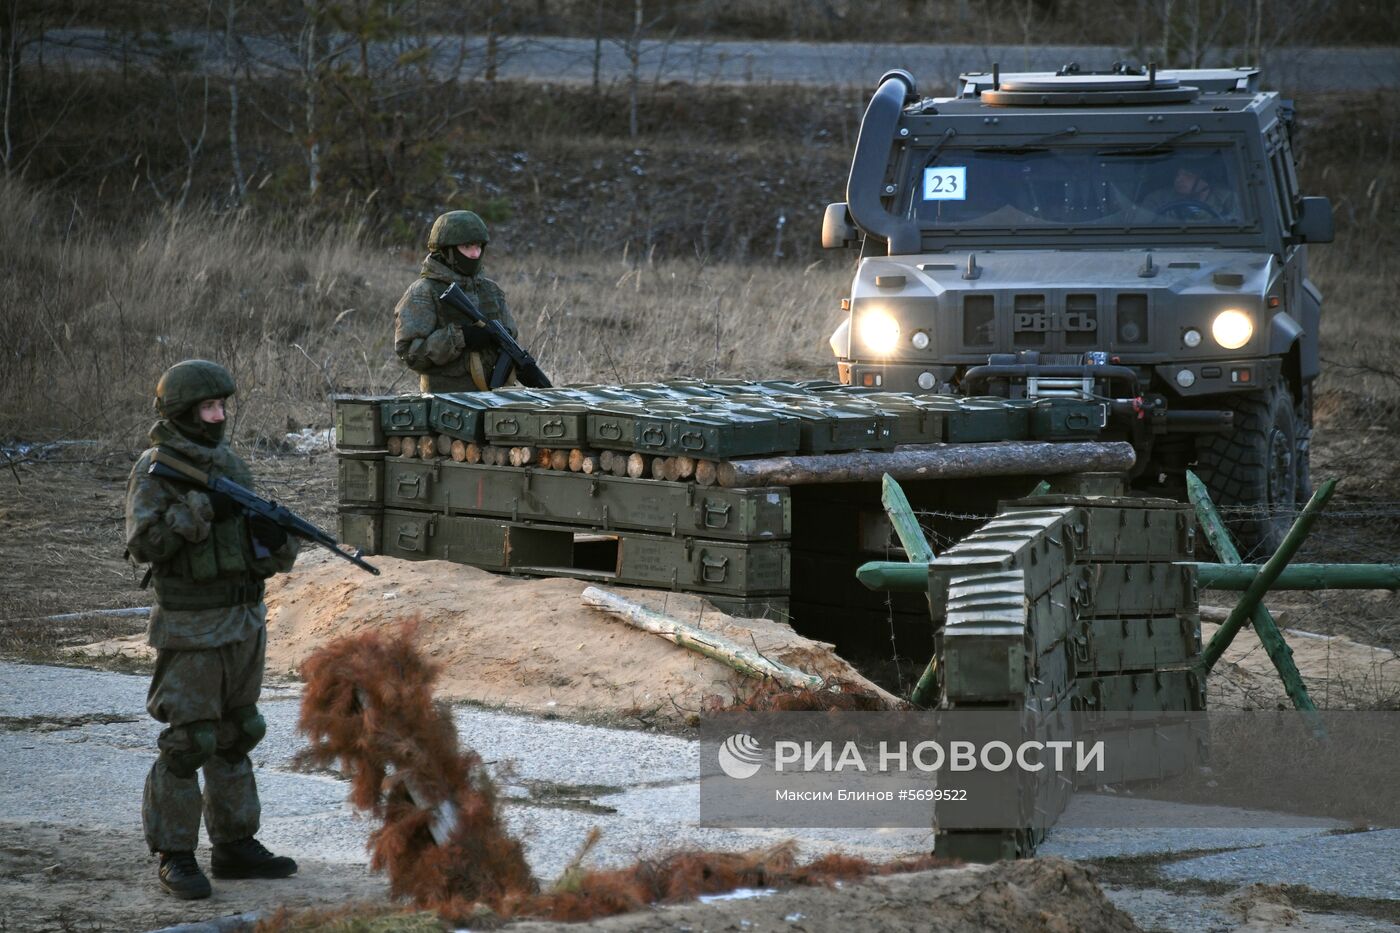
[499,857,1139,933]
[259,550,890,723]
[1203,620,1400,710]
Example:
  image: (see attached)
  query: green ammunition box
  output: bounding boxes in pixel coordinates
[428,392,499,443]
[633,406,802,459]
[379,509,574,568]
[378,511,789,595]
[938,396,1031,443]
[1074,669,1206,713]
[611,531,789,594]
[840,394,945,445]
[1072,614,1201,674]
[380,460,791,541]
[935,830,1042,863]
[929,507,1081,607]
[1075,716,1208,787]
[1028,398,1108,439]
[338,507,383,556]
[1040,472,1128,497]
[585,406,643,450]
[1079,562,1197,617]
[333,394,391,449]
[1006,498,1196,560]
[740,401,895,453]
[338,453,384,505]
[484,403,590,447]
[380,395,432,435]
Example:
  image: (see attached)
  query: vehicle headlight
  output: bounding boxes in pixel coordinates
[857,310,901,354]
[1211,310,1253,350]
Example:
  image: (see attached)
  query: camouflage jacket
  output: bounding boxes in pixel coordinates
[125,422,299,650]
[393,254,517,392]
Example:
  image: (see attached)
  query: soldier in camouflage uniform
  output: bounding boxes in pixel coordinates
[125,360,301,900]
[394,210,519,392]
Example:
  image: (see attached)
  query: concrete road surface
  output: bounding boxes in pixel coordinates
[2,660,1396,931]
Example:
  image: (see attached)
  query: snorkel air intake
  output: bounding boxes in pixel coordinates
[847,70,924,256]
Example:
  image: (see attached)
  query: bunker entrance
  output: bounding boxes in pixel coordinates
[785,475,1040,694]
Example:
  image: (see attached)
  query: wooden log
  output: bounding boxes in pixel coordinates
[386,435,403,456]
[436,433,453,457]
[651,457,671,481]
[550,448,569,471]
[716,441,1137,488]
[465,442,482,464]
[488,446,506,466]
[518,446,535,467]
[672,456,696,481]
[694,459,717,487]
[536,447,554,468]
[626,453,648,479]
[580,586,898,709]
[599,450,616,473]
[417,435,436,459]
[568,448,585,472]
[398,437,418,459]
[580,452,601,474]
[450,439,469,463]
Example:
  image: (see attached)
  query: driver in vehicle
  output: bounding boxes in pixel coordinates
[1142,157,1238,220]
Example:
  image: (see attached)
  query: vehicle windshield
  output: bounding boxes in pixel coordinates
[908,145,1251,230]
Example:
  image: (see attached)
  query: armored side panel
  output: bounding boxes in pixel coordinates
[380,395,433,435]
[333,394,391,449]
[338,507,383,556]
[381,461,790,541]
[338,453,384,505]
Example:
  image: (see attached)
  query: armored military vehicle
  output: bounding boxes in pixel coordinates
[823,64,1334,553]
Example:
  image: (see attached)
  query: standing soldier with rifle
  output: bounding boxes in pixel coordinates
[124,360,301,900]
[395,210,520,391]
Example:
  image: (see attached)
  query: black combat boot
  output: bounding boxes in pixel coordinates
[158,851,212,900]
[210,837,298,879]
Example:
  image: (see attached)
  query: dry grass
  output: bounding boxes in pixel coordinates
[0,177,848,450]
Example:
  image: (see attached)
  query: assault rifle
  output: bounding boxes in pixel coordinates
[149,449,380,575]
[438,282,553,389]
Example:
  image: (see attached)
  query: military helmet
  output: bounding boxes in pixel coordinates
[155,359,237,418]
[428,210,490,251]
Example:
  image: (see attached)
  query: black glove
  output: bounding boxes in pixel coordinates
[249,515,289,550]
[206,488,239,521]
[459,321,495,351]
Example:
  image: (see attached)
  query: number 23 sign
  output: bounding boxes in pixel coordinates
[923,166,967,201]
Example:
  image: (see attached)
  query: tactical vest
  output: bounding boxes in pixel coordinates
[150,446,265,612]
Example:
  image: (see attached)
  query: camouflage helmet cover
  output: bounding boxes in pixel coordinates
[428,210,490,251]
[156,359,237,418]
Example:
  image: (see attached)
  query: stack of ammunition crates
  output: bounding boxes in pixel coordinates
[928,492,1204,861]
[335,382,1107,618]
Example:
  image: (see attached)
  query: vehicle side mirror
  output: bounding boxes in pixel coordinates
[822,202,859,249]
[1294,196,1334,244]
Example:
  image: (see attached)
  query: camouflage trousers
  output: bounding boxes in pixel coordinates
[143,626,265,853]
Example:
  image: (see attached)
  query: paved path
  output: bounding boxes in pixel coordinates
[2,660,1397,930]
[34,31,1400,93]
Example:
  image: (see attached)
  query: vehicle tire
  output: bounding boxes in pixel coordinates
[1193,382,1300,558]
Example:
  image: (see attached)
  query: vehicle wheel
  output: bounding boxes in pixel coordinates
[1193,382,1300,558]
